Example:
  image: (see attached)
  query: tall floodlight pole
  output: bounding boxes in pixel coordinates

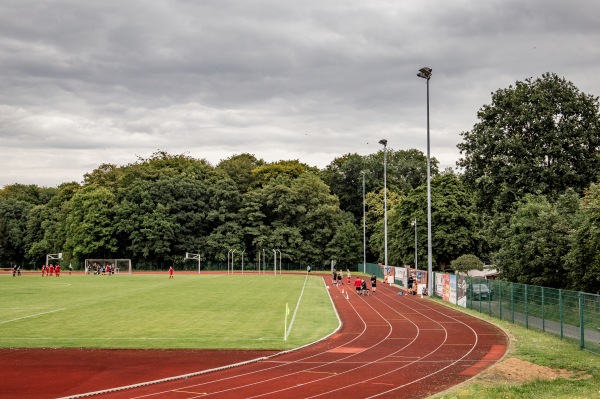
[378,139,388,274]
[417,66,433,296]
[412,220,417,270]
[361,171,366,274]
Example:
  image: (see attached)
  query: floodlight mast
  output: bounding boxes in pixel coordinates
[417,66,433,297]
[379,139,388,274]
[184,252,202,274]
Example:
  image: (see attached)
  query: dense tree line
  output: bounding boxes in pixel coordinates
[1,72,599,292]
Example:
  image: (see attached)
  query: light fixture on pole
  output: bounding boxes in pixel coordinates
[417,66,433,296]
[361,171,366,274]
[411,220,417,270]
[378,139,388,273]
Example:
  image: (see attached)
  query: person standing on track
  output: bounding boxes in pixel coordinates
[41,264,46,277]
[169,266,174,279]
[371,273,377,294]
[346,269,351,285]
[354,276,362,294]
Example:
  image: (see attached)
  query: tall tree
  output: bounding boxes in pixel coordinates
[565,183,600,293]
[389,173,480,270]
[320,153,369,220]
[495,191,578,288]
[458,72,600,213]
[216,153,265,192]
[63,185,118,259]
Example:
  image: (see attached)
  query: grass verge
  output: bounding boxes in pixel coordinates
[430,299,600,399]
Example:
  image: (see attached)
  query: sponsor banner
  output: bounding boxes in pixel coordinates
[435,273,445,297]
[395,267,407,287]
[442,274,451,302]
[449,274,457,303]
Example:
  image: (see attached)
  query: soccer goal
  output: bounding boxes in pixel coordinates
[84,259,132,275]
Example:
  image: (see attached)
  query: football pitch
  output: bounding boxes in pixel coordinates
[0,273,339,350]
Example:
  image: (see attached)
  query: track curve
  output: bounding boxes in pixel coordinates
[75,275,507,399]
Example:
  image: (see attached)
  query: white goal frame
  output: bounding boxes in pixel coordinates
[85,259,132,274]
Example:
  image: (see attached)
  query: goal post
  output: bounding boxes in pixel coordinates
[184,252,201,274]
[84,259,132,274]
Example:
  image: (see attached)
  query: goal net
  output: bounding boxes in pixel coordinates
[84,259,132,274]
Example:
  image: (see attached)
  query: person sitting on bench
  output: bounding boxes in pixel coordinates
[360,279,370,296]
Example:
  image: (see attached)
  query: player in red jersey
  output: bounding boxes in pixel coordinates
[55,264,61,277]
[41,264,46,277]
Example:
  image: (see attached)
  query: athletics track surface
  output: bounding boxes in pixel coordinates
[1,275,508,399]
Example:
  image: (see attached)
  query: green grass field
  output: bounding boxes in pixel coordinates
[0,273,339,350]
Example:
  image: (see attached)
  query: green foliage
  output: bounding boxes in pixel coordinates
[0,199,34,261]
[216,153,265,192]
[321,149,437,223]
[366,188,402,262]
[450,254,484,274]
[458,72,600,213]
[326,219,362,268]
[251,160,318,187]
[389,173,480,270]
[495,192,578,288]
[565,183,600,293]
[63,185,118,259]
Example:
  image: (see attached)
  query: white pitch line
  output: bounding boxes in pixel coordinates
[285,274,309,340]
[0,308,65,324]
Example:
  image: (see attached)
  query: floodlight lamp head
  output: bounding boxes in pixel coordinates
[417,67,432,80]
[378,139,387,147]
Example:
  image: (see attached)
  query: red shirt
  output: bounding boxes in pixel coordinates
[354,278,362,288]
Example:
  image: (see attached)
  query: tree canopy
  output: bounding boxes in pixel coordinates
[458,72,600,213]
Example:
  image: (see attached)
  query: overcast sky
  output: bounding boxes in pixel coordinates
[1,0,599,188]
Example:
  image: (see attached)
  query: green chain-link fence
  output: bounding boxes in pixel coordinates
[433,272,600,355]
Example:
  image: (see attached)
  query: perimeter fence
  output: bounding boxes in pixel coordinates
[432,272,600,356]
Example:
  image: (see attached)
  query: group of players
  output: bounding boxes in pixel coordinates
[41,264,61,277]
[85,263,115,275]
[331,268,378,296]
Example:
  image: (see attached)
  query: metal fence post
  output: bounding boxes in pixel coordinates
[511,282,515,324]
[525,284,529,329]
[542,286,545,332]
[499,282,503,320]
[579,292,584,350]
[559,289,563,339]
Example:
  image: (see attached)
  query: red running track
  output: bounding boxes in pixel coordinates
[62,275,507,399]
